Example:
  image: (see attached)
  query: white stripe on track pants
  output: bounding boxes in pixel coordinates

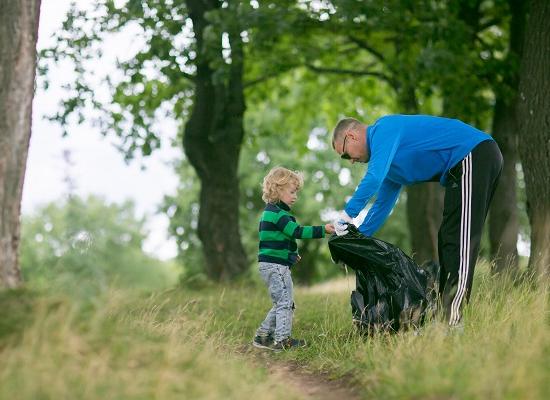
[438,140,503,326]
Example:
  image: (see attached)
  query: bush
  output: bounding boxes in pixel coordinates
[20,195,177,295]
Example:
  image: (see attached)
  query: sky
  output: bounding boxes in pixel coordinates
[22,0,180,259]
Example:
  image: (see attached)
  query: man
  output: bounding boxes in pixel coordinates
[332,115,503,326]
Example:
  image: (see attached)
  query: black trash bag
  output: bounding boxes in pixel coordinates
[328,225,439,332]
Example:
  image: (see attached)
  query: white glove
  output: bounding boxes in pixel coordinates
[333,211,353,236]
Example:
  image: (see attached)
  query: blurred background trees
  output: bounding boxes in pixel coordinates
[20,195,177,294]
[3,0,546,288]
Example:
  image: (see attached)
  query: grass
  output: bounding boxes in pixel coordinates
[0,263,548,399]
[294,267,550,399]
[0,287,302,400]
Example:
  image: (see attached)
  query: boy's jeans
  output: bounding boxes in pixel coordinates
[256,262,294,342]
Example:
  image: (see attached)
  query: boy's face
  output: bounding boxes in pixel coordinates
[279,183,298,206]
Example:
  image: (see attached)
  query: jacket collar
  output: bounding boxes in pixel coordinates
[276,201,291,211]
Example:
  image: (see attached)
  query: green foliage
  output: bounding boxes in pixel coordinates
[39,0,195,159]
[163,104,410,284]
[40,0,529,281]
[258,0,509,129]
[239,126,353,284]
[20,196,176,295]
[40,0,513,155]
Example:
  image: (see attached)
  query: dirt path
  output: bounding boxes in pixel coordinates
[251,351,362,400]
[245,278,362,400]
[268,362,362,400]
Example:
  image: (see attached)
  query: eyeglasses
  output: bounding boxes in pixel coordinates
[341,135,351,160]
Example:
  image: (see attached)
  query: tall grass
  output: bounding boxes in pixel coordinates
[292,266,549,399]
[0,288,301,400]
[169,264,549,399]
[1,262,547,399]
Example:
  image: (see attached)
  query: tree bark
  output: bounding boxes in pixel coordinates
[0,0,41,288]
[488,0,527,274]
[183,0,248,281]
[406,184,443,263]
[516,0,550,278]
[292,240,320,285]
[489,100,519,272]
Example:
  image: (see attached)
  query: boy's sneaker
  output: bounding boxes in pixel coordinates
[252,334,274,349]
[271,337,307,352]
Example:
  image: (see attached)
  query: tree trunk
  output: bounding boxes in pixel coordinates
[489,100,519,272]
[184,0,248,281]
[406,184,443,263]
[0,0,41,288]
[516,0,550,278]
[292,240,321,285]
[488,0,527,274]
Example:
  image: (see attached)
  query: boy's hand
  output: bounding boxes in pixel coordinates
[325,223,335,234]
[296,255,302,262]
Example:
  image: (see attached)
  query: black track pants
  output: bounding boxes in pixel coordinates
[438,140,503,325]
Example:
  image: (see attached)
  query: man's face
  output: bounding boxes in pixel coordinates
[336,131,367,163]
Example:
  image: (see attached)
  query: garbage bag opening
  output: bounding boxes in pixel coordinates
[328,225,440,333]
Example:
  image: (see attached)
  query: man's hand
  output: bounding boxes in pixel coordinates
[334,220,349,236]
[325,223,335,234]
[333,211,353,236]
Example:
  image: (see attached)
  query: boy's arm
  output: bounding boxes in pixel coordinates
[275,213,325,239]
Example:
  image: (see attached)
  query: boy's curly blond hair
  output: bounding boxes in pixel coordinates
[262,167,304,203]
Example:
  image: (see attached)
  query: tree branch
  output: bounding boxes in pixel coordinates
[478,17,501,32]
[346,35,386,63]
[243,65,299,88]
[180,71,195,81]
[305,63,394,86]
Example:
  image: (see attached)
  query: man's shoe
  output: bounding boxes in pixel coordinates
[252,334,274,349]
[272,337,307,351]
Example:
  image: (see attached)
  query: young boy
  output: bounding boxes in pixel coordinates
[253,167,335,351]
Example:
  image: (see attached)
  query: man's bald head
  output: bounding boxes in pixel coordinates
[332,117,363,149]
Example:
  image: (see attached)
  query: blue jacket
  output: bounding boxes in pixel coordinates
[344,115,493,236]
